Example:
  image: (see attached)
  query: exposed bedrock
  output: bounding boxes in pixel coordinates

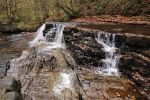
[2,43,82,100]
[2,47,148,100]
[0,23,149,100]
[125,33,150,48]
[63,27,150,99]
[64,28,105,67]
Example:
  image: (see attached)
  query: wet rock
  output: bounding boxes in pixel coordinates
[6,47,80,99]
[2,25,150,99]
[0,68,7,78]
[0,77,22,100]
[3,91,22,100]
[141,49,150,58]
[64,27,150,99]
[64,28,105,67]
[119,52,150,98]
[46,32,56,42]
[5,48,57,99]
[125,33,150,48]
[0,77,21,93]
[115,34,126,47]
[75,66,148,100]
[22,94,33,100]
[43,23,53,36]
[0,89,5,99]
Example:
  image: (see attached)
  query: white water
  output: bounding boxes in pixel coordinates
[29,24,46,46]
[53,69,76,95]
[29,22,77,96]
[29,23,71,52]
[95,31,120,76]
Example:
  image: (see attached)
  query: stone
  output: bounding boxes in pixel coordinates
[3,91,22,100]
[46,32,56,42]
[43,23,53,36]
[2,26,150,100]
[76,67,148,100]
[0,89,5,99]
[0,68,7,78]
[125,33,150,48]
[64,28,105,67]
[0,77,21,93]
[22,94,33,100]
[6,46,79,99]
[141,49,150,58]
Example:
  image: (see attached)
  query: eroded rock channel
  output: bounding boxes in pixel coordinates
[0,22,149,100]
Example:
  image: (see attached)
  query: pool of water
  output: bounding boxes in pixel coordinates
[0,32,33,68]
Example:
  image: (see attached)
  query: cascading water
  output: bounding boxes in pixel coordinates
[29,23,68,51]
[53,69,76,96]
[7,22,77,98]
[95,31,120,76]
[29,22,77,96]
[29,23,46,47]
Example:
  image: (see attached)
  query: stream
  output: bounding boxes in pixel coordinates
[0,23,149,99]
[0,33,33,68]
[1,24,149,69]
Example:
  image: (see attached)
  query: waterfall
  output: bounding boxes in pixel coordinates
[29,24,46,47]
[29,23,70,52]
[28,22,77,96]
[95,31,120,76]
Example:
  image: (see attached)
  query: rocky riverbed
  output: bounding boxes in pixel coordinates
[0,22,149,100]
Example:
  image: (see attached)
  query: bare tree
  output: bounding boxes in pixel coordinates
[31,0,49,23]
[3,0,19,24]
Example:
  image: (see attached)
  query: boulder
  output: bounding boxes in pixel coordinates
[0,77,22,100]
[0,68,7,78]
[22,94,33,100]
[3,91,22,100]
[0,77,21,93]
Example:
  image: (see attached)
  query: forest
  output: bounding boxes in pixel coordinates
[0,0,149,31]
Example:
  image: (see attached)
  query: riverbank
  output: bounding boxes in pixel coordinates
[0,21,41,34]
[0,15,150,34]
[73,15,150,25]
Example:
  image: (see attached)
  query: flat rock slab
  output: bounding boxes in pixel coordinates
[75,66,148,100]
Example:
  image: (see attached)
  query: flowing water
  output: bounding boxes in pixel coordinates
[95,31,120,76]
[0,33,33,68]
[29,22,77,96]
[29,22,75,50]
[53,69,76,95]
[1,22,150,98]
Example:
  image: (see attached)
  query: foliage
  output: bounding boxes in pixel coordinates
[0,0,149,28]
